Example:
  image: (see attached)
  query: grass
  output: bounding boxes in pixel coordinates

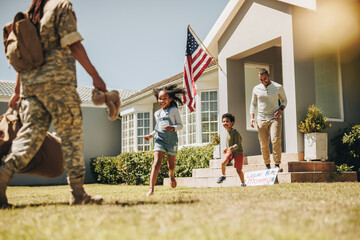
[1,182,360,240]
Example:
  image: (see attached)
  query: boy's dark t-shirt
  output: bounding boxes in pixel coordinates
[226,128,243,155]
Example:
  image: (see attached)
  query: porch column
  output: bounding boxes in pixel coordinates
[281,33,300,153]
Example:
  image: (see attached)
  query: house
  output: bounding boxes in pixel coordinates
[120,62,219,151]
[0,80,137,185]
[121,0,360,169]
[204,0,360,156]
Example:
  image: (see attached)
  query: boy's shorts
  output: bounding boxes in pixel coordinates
[225,152,244,170]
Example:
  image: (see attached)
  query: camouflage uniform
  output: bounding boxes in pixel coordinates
[2,0,85,178]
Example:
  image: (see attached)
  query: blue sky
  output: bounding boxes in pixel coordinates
[0,0,229,91]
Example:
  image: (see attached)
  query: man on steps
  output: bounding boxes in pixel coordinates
[249,68,287,171]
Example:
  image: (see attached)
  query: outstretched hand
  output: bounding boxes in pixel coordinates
[144,135,153,141]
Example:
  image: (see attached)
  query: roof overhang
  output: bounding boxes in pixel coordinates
[203,0,317,58]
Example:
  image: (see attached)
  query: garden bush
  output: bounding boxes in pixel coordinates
[331,125,360,180]
[91,145,213,185]
[298,105,331,133]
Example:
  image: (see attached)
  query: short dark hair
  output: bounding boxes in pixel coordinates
[259,68,269,75]
[222,113,235,122]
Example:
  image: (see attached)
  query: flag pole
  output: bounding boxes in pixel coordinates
[188,25,223,72]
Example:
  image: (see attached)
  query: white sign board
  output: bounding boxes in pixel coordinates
[244,168,279,186]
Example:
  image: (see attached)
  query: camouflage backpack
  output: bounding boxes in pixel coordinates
[3,12,43,73]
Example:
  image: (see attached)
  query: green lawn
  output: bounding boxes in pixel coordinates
[1,182,360,240]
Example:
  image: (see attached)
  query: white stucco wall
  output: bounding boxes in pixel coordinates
[217,0,299,153]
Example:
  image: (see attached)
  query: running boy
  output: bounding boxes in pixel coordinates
[217,113,246,187]
[144,84,185,196]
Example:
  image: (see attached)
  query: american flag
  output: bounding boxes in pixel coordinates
[183,27,212,112]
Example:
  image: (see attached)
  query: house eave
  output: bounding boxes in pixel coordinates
[203,0,316,59]
[121,65,218,107]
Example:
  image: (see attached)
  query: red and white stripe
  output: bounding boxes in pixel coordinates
[183,47,212,112]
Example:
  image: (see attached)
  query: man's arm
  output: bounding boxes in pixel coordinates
[274,86,287,118]
[249,89,257,128]
[69,41,106,91]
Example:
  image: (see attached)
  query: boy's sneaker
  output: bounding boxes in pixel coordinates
[266,164,271,169]
[275,164,283,172]
[217,176,226,184]
[240,183,247,187]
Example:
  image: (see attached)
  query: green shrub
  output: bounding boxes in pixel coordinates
[210,133,220,146]
[331,125,360,180]
[335,163,354,175]
[90,156,123,184]
[176,145,212,177]
[298,105,331,133]
[90,145,213,185]
[342,125,360,159]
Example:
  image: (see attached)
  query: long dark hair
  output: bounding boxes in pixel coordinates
[153,84,186,108]
[28,0,48,27]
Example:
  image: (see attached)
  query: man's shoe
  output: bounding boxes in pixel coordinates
[240,183,247,187]
[68,176,103,205]
[275,164,283,172]
[266,164,271,169]
[217,176,226,184]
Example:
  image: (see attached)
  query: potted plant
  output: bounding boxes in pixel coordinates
[298,105,331,161]
[210,133,221,159]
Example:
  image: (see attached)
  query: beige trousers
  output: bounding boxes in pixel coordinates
[257,118,282,165]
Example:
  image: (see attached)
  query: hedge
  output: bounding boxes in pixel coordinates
[331,124,360,180]
[90,145,213,185]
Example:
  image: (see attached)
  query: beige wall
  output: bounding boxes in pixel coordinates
[217,0,299,156]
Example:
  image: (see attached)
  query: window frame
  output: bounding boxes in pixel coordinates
[314,50,344,122]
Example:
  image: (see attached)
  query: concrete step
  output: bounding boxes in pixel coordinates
[210,153,305,168]
[193,162,337,179]
[164,176,242,188]
[277,172,358,183]
[163,177,195,188]
[164,171,357,188]
[245,152,305,164]
[193,164,277,178]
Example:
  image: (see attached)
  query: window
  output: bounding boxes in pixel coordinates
[137,112,151,151]
[178,106,196,146]
[122,114,134,152]
[201,91,218,143]
[244,63,270,131]
[314,51,343,121]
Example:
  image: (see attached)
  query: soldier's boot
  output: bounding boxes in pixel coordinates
[67,176,103,205]
[0,168,13,209]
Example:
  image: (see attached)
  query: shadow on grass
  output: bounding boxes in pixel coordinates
[113,199,200,207]
[1,202,70,209]
[2,199,200,209]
